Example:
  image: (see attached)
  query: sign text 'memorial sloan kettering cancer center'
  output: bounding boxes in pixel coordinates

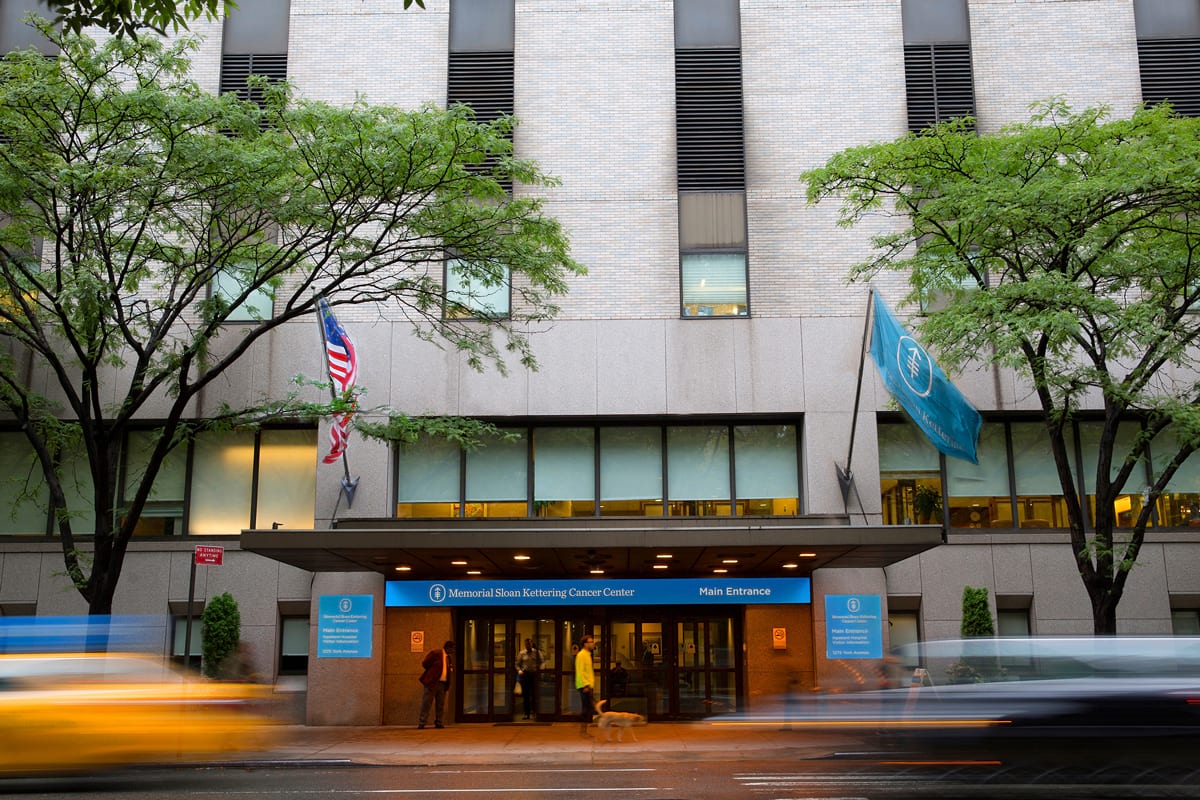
[385,577,811,608]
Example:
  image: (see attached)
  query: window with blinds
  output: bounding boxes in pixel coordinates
[219,0,290,114]
[1134,0,1200,117]
[448,0,515,192]
[901,0,976,132]
[674,0,748,318]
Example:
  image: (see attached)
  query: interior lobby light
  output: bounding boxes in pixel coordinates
[451,560,468,566]
[721,559,738,564]
[713,568,728,574]
[799,552,817,558]
[782,562,799,569]
[466,570,482,575]
[656,554,673,559]
[589,568,605,575]
[394,565,411,572]
[513,554,531,561]
[653,564,668,570]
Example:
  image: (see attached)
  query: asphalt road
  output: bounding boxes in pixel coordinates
[3,758,1200,800]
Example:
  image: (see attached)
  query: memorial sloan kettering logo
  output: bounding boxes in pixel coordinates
[895,335,934,398]
[429,584,447,604]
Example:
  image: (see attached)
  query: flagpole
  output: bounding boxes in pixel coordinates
[316,295,359,508]
[836,288,875,504]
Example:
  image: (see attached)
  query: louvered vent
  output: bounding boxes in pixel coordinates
[903,43,975,132]
[675,47,745,191]
[1138,38,1200,117]
[448,50,514,191]
[219,53,288,105]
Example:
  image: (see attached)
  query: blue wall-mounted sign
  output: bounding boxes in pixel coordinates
[385,577,811,608]
[317,595,373,658]
[825,594,883,659]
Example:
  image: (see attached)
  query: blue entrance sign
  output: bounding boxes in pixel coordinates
[825,594,883,659]
[385,577,811,608]
[317,595,373,658]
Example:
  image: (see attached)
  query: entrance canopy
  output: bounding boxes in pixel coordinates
[240,517,941,580]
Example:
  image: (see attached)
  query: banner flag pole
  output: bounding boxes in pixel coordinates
[836,288,875,505]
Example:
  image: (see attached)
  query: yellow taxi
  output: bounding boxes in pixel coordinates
[0,652,277,775]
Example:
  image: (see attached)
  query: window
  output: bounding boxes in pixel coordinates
[533,428,595,517]
[0,432,48,535]
[211,267,275,322]
[1151,428,1200,527]
[1172,608,1200,635]
[278,616,310,675]
[395,421,801,519]
[171,616,203,672]
[878,420,941,525]
[945,422,1013,528]
[1078,421,1149,529]
[120,430,187,536]
[675,0,747,318]
[1010,422,1071,528]
[1135,0,1200,117]
[901,0,976,132]
[188,428,317,534]
[445,257,510,319]
[219,0,289,110]
[734,425,799,516]
[448,0,514,191]
[667,425,731,516]
[0,0,56,55]
[464,429,527,517]
[599,427,665,517]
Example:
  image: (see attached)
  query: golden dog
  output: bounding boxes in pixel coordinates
[594,699,647,742]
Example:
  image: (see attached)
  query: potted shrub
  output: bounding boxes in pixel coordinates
[913,484,943,524]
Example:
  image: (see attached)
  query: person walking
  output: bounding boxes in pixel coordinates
[418,640,456,729]
[516,638,543,719]
[574,634,596,736]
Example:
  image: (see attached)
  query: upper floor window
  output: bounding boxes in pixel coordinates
[220,0,290,111]
[1135,0,1200,117]
[901,0,976,132]
[448,0,515,192]
[675,0,747,318]
[0,426,317,537]
[211,267,275,322]
[395,421,801,519]
[445,256,511,319]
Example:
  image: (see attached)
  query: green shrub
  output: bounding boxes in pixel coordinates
[960,586,995,637]
[201,592,241,679]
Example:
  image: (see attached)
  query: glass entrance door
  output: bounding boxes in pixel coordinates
[456,609,741,722]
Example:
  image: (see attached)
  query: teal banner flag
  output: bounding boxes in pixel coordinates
[869,292,982,463]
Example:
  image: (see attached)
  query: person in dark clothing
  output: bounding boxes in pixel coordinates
[418,640,456,729]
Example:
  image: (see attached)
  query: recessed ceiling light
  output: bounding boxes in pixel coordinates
[451,560,468,566]
[653,564,668,570]
[394,565,411,572]
[721,559,738,565]
[656,554,673,559]
[782,562,799,569]
[589,568,605,575]
[713,568,728,574]
[466,570,482,575]
[513,554,531,561]
[799,552,817,558]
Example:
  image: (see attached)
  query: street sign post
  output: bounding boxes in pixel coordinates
[184,546,225,669]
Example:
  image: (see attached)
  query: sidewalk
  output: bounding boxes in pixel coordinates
[254,721,870,767]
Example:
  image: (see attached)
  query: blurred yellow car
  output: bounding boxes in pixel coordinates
[0,652,277,776]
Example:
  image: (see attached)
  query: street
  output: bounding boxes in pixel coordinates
[2,757,1199,800]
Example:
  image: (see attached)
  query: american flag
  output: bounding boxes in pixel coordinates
[318,298,358,464]
[319,298,357,395]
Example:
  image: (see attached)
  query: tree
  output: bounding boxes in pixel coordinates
[200,591,240,678]
[959,587,994,638]
[0,29,583,614]
[44,0,424,41]
[805,101,1200,634]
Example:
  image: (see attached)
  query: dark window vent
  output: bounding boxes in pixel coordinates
[448,50,515,123]
[675,47,745,191]
[903,43,975,132]
[448,50,514,192]
[1138,38,1200,117]
[219,53,288,105]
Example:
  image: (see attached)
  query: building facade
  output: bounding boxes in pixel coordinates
[2,0,1199,726]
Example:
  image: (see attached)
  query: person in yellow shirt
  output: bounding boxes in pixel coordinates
[574,635,596,736]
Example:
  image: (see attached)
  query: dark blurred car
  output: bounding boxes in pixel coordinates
[0,651,277,776]
[711,637,1200,765]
